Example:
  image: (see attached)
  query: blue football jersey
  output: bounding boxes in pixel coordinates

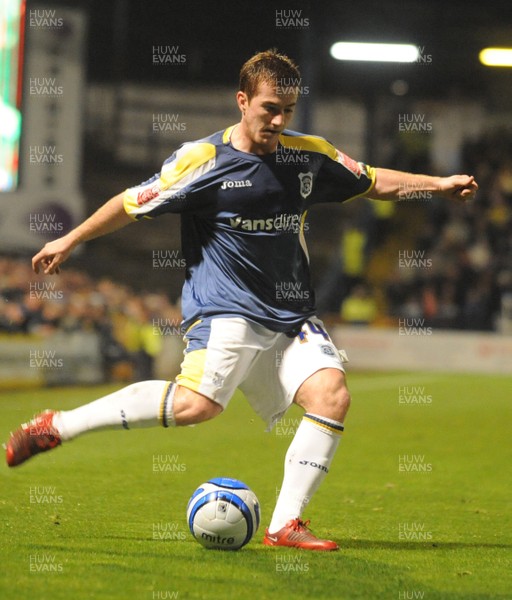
[124,126,376,333]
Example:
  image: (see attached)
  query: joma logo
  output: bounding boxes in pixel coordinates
[220,179,252,190]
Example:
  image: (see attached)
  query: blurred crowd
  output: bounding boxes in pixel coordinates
[1,131,511,387]
[0,258,183,380]
[387,129,512,331]
[317,129,512,332]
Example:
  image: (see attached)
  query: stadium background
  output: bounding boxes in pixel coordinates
[1,3,511,599]
[1,0,511,382]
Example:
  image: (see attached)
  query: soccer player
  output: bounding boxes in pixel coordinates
[5,50,477,551]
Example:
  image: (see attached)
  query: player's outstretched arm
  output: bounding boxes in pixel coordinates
[32,192,133,274]
[370,168,478,202]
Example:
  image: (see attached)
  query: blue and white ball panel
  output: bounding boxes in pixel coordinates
[187,480,260,550]
[207,477,249,490]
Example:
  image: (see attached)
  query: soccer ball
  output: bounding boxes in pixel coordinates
[186,477,260,550]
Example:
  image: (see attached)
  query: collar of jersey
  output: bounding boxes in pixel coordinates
[223,124,282,161]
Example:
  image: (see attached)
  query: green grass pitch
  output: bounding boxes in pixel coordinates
[1,372,511,599]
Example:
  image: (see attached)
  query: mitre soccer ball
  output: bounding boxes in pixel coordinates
[186,477,260,550]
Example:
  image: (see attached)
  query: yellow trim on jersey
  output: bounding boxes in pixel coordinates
[123,192,140,221]
[344,164,377,203]
[279,133,338,161]
[176,349,208,393]
[183,319,203,348]
[184,319,202,335]
[160,143,216,185]
[300,210,308,233]
[123,142,216,216]
[298,210,310,263]
[303,415,344,435]
[223,125,237,144]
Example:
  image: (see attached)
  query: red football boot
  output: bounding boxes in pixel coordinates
[5,411,61,467]
[263,518,339,551]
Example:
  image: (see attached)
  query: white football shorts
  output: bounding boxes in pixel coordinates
[176,316,346,429]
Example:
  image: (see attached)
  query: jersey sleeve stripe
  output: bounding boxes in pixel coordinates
[344,164,377,202]
[279,133,338,160]
[123,142,216,218]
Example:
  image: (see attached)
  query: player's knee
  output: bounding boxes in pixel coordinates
[333,385,351,417]
[315,381,350,421]
[174,386,223,425]
[295,369,351,422]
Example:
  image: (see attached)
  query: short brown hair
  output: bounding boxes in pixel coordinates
[239,49,301,99]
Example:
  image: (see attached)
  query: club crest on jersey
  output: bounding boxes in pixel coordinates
[298,172,313,199]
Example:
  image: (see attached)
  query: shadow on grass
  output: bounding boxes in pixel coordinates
[18,536,267,561]
[338,538,512,551]
[122,536,512,553]
[20,535,511,558]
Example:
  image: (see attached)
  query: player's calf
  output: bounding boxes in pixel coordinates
[173,386,223,425]
[4,382,222,467]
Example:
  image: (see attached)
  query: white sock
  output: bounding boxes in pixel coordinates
[268,413,343,533]
[53,381,176,441]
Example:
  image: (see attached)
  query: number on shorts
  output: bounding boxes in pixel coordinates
[297,320,330,343]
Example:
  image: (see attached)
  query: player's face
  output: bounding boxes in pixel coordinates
[237,81,297,154]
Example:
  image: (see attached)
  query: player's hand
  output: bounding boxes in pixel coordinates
[439,175,478,203]
[32,235,75,274]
